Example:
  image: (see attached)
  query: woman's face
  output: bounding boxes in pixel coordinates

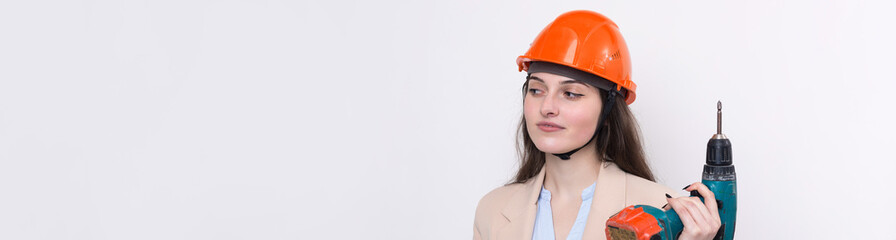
[524,72,603,154]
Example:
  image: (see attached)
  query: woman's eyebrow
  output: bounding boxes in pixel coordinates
[526,75,544,82]
[560,79,587,86]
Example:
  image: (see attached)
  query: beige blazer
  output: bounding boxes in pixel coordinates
[473,162,678,240]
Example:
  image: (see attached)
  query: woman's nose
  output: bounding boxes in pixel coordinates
[540,94,558,117]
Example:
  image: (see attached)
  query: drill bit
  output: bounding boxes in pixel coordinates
[717,101,722,134]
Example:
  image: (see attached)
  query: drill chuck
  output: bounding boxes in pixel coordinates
[704,137,735,181]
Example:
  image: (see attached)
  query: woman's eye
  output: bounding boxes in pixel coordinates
[565,91,584,99]
[528,88,543,95]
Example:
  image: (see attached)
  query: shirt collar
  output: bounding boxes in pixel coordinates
[538,181,597,202]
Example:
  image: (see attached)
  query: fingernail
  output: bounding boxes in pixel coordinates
[665,193,672,198]
[662,203,668,209]
[682,184,691,190]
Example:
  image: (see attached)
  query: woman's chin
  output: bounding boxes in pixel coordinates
[533,142,575,154]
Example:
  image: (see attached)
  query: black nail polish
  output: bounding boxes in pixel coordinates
[690,190,702,198]
[662,203,668,209]
[682,184,691,190]
[665,193,672,198]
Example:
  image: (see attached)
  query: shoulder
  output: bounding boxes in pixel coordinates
[473,182,525,235]
[475,182,523,219]
[623,173,679,208]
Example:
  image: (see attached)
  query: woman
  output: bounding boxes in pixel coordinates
[473,10,721,240]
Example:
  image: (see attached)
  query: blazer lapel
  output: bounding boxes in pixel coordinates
[496,167,546,240]
[582,162,627,240]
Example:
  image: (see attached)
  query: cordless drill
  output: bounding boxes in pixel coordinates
[606,101,737,240]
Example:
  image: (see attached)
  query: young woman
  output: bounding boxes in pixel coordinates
[473,10,721,240]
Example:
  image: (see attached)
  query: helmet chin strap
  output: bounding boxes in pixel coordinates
[552,87,619,160]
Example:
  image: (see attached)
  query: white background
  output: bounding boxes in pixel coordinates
[2,0,895,239]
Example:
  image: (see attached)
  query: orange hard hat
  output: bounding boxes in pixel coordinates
[517,10,637,104]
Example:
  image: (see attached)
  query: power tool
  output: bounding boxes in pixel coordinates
[605,101,737,240]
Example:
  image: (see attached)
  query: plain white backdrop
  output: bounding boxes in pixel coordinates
[1,0,894,239]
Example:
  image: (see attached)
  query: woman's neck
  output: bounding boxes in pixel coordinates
[542,146,602,200]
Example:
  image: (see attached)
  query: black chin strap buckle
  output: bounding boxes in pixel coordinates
[554,152,573,160]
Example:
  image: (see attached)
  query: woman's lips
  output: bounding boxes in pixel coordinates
[536,121,565,132]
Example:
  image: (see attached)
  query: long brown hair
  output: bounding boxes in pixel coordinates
[511,81,655,184]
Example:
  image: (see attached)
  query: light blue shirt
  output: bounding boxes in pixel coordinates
[532,182,597,240]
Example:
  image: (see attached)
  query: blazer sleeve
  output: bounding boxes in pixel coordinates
[473,198,483,240]
[472,187,499,240]
[624,173,681,208]
[472,183,521,240]
[473,224,482,240]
